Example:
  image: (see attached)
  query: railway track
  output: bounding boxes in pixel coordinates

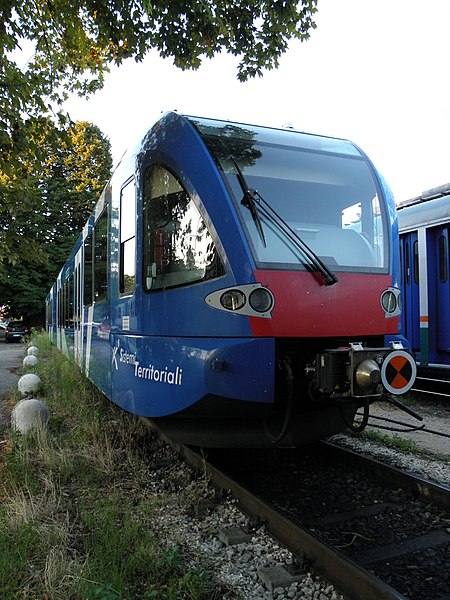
[175,441,450,600]
[411,375,450,401]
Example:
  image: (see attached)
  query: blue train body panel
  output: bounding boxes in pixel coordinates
[110,334,274,417]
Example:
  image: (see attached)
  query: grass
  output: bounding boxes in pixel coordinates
[0,332,222,599]
[359,428,450,463]
[358,429,420,453]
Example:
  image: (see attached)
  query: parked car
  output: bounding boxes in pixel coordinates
[4,321,29,343]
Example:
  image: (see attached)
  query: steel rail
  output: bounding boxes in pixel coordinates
[412,375,450,400]
[178,443,408,600]
[146,421,449,600]
[319,441,450,511]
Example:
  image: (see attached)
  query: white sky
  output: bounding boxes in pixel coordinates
[65,0,450,203]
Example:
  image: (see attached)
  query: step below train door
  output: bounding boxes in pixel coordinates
[74,247,84,368]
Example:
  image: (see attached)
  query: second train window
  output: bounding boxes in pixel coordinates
[142,164,224,291]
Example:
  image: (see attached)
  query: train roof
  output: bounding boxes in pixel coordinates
[186,115,365,157]
[111,112,376,184]
[397,183,450,232]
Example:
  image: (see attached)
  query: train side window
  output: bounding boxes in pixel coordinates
[65,278,73,328]
[60,281,68,327]
[84,232,93,306]
[439,235,448,283]
[143,164,224,291]
[94,210,108,301]
[57,288,61,327]
[399,244,403,286]
[413,240,419,285]
[405,241,410,284]
[120,179,136,295]
[46,297,53,326]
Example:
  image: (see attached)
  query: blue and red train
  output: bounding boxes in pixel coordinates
[46,112,416,446]
[398,183,450,375]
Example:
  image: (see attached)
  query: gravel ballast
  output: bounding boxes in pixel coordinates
[145,396,449,599]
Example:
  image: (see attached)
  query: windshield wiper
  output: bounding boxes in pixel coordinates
[231,158,338,286]
[231,159,266,247]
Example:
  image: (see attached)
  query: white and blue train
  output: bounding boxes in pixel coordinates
[398,183,450,374]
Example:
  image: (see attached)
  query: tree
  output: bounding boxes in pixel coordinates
[0,1,317,164]
[0,120,112,322]
[0,0,317,314]
[40,121,113,235]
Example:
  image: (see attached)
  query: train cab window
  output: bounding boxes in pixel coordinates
[142,165,224,291]
[200,127,388,273]
[120,179,136,295]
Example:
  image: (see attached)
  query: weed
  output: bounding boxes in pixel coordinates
[360,429,420,452]
[0,332,220,599]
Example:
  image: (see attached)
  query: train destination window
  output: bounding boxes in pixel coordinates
[120,179,136,295]
[198,122,388,273]
[142,165,224,291]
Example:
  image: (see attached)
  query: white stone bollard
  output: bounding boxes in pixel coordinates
[23,355,38,368]
[11,398,49,434]
[27,346,39,357]
[18,373,42,396]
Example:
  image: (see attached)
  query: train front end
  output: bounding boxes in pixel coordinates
[132,114,416,446]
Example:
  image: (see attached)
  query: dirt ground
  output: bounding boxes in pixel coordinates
[364,395,450,457]
[0,342,23,427]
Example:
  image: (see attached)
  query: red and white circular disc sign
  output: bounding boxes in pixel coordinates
[381,350,417,395]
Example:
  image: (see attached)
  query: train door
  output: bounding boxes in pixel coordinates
[73,247,84,368]
[432,225,450,364]
[400,231,420,356]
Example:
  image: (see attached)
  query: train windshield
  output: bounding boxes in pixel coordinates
[192,118,388,272]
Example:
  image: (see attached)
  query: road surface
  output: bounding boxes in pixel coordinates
[0,341,23,425]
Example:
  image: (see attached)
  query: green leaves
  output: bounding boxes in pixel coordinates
[0,119,112,319]
[1,1,317,161]
[0,0,317,318]
[141,0,317,79]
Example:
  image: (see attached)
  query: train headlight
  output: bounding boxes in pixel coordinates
[220,289,246,311]
[381,290,396,313]
[380,287,401,317]
[206,284,274,318]
[355,359,381,389]
[249,288,274,313]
